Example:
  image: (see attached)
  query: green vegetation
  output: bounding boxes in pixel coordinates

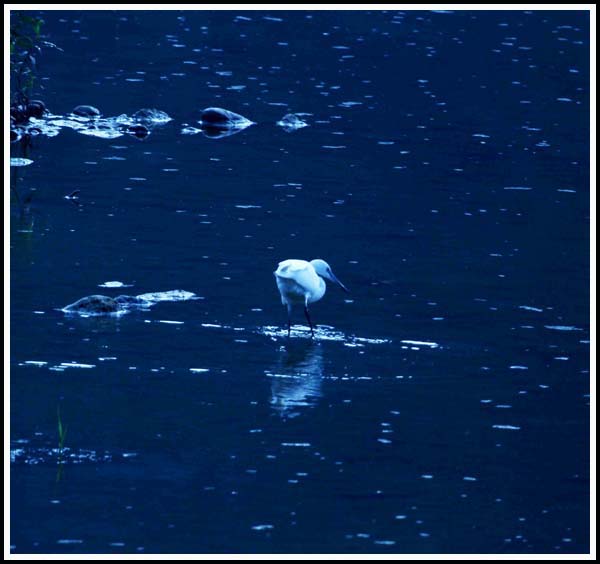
[10,12,60,216]
[10,13,44,108]
[10,11,60,115]
[57,405,68,454]
[56,405,68,483]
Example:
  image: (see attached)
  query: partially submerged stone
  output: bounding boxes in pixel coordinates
[132,108,172,123]
[62,290,196,316]
[199,107,254,130]
[135,290,197,303]
[114,295,151,307]
[72,105,102,117]
[61,294,150,315]
[26,100,47,119]
[10,105,28,124]
[276,113,310,132]
[126,124,150,138]
[62,295,121,314]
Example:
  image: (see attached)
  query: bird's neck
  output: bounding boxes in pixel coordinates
[314,277,327,301]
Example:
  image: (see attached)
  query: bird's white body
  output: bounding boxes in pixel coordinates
[274,258,348,337]
[274,259,327,307]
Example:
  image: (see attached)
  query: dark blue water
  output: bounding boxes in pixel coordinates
[10,10,591,554]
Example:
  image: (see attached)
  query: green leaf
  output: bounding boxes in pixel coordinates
[15,36,33,49]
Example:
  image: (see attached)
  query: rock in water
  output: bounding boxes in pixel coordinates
[114,295,151,307]
[26,100,47,119]
[62,295,121,314]
[10,105,27,124]
[62,290,196,316]
[199,107,254,130]
[135,290,197,303]
[132,109,172,124]
[276,113,309,132]
[126,124,150,138]
[72,105,102,117]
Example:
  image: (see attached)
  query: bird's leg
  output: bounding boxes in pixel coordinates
[286,304,292,338]
[304,305,314,338]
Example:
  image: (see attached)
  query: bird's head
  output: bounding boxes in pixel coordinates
[310,259,349,292]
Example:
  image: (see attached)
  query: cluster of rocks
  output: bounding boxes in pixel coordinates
[61,290,197,316]
[10,99,47,123]
[10,102,173,143]
[180,107,309,139]
[11,103,310,144]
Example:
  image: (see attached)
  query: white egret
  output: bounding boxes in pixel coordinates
[274,259,349,337]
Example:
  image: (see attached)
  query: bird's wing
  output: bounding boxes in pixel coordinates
[274,260,320,293]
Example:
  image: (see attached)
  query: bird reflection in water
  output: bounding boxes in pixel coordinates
[267,341,324,418]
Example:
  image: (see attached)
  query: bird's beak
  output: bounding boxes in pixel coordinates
[330,272,349,293]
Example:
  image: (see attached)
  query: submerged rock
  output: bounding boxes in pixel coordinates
[135,290,197,303]
[199,107,254,130]
[181,125,203,135]
[132,108,172,124]
[199,126,247,139]
[114,295,151,307]
[181,123,247,139]
[276,113,310,132]
[72,105,102,117]
[77,125,124,140]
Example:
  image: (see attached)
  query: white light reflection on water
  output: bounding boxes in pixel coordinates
[258,325,394,346]
[266,342,324,418]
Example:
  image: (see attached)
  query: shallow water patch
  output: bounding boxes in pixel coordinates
[258,325,393,346]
